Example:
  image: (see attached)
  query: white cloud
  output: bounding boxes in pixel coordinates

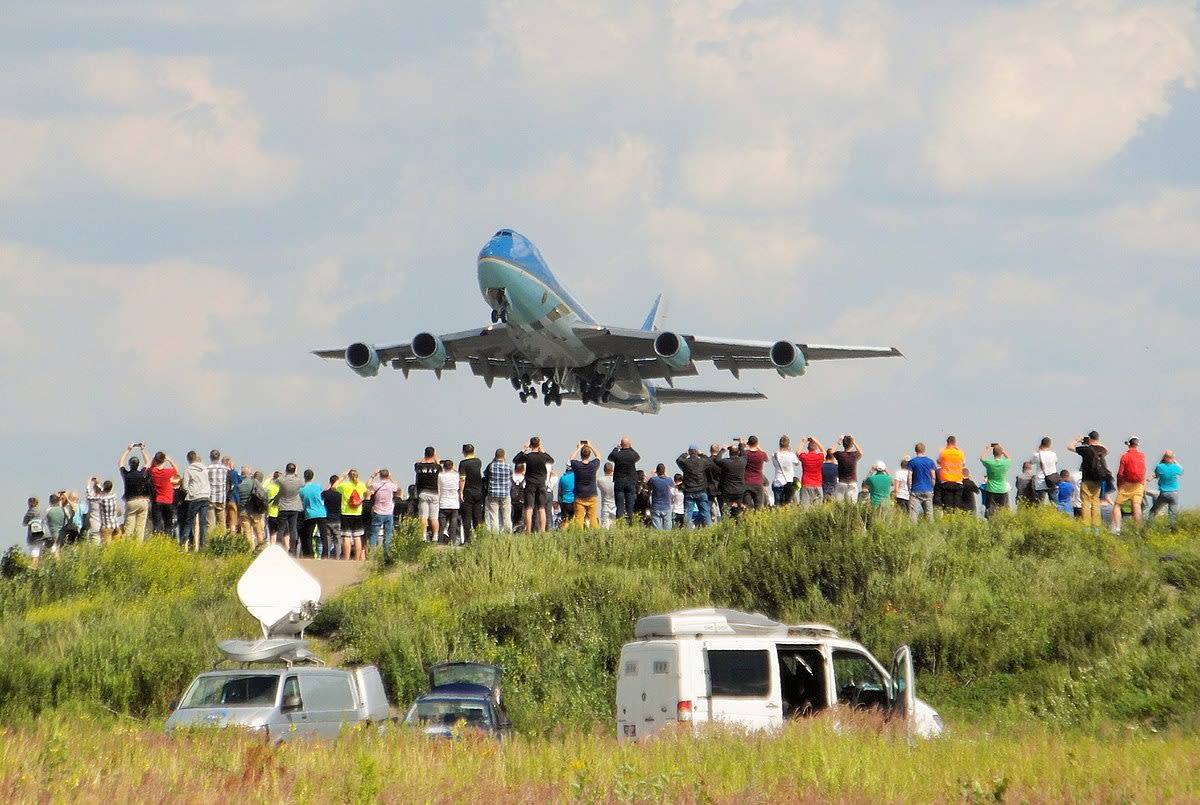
[925,0,1200,193]
[1097,187,1200,259]
[0,53,300,202]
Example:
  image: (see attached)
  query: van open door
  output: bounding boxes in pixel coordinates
[888,645,915,727]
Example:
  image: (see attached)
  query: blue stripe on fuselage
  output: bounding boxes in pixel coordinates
[477,231,596,325]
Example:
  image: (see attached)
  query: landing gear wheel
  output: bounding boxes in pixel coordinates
[491,309,500,323]
[519,391,528,403]
[543,393,552,406]
[520,373,531,385]
[511,377,521,390]
[554,396,562,407]
[529,388,537,399]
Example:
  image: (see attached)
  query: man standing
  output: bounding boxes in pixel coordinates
[1034,437,1059,505]
[180,451,210,549]
[335,468,368,559]
[237,468,268,547]
[1068,431,1110,530]
[771,436,800,506]
[796,437,825,506]
[515,437,555,533]
[118,443,153,542]
[224,457,242,532]
[597,462,617,528]
[299,469,327,557]
[908,443,937,522]
[608,437,640,524]
[676,445,716,528]
[557,464,575,523]
[414,447,442,541]
[484,448,514,533]
[1112,437,1147,533]
[715,443,748,520]
[458,445,485,541]
[647,463,674,529]
[367,468,398,552]
[148,451,178,536]
[87,478,121,544]
[862,461,892,507]
[833,435,863,502]
[1150,450,1183,524]
[937,436,966,513]
[741,436,770,510]
[274,463,304,554]
[206,450,229,531]
[319,475,343,558]
[569,442,601,528]
[979,443,1012,518]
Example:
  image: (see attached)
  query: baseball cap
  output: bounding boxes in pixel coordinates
[874,460,886,471]
[1126,436,1139,446]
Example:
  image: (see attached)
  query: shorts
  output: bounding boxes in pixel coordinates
[340,514,365,537]
[1115,482,1145,506]
[523,483,549,510]
[28,537,54,558]
[798,486,823,506]
[418,491,439,520]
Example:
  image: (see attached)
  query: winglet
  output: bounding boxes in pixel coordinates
[641,294,664,332]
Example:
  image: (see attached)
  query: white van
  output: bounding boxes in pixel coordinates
[616,608,942,740]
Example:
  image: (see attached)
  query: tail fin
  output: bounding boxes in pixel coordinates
[641,294,665,331]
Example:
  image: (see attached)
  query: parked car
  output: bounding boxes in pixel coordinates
[616,607,943,740]
[402,661,512,739]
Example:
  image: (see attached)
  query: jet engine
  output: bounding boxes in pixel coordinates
[346,342,381,378]
[653,331,692,370]
[770,341,807,377]
[411,332,448,369]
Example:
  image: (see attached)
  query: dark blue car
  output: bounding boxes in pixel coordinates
[402,662,511,739]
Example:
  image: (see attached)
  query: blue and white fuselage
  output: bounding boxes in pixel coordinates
[477,230,662,413]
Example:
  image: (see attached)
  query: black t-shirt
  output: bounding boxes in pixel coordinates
[1075,443,1110,483]
[459,457,483,496]
[321,488,341,518]
[570,458,600,498]
[414,461,441,492]
[833,450,861,483]
[120,467,154,499]
[516,451,554,486]
[608,447,640,484]
[717,456,747,495]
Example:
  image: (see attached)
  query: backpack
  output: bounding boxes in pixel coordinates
[348,488,363,508]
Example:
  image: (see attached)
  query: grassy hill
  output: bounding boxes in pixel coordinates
[2,505,1199,733]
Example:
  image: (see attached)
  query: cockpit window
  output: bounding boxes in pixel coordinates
[494,230,513,237]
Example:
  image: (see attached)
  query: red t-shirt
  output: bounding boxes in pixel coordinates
[150,465,177,504]
[1117,450,1146,484]
[743,449,770,486]
[798,452,824,487]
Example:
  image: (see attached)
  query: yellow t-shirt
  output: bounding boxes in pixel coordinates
[265,480,280,518]
[938,447,965,483]
[336,481,368,516]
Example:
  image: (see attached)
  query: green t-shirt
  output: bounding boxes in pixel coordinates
[864,472,892,506]
[980,456,1012,494]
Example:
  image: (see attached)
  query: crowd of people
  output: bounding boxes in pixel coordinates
[20,431,1185,565]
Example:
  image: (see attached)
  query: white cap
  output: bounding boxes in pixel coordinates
[874,460,887,471]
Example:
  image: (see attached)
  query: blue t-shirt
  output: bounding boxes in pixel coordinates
[908,456,937,493]
[570,459,600,499]
[559,472,575,504]
[299,482,327,519]
[648,475,674,511]
[1155,463,1182,492]
[1056,480,1075,514]
[821,463,839,495]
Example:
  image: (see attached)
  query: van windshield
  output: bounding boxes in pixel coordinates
[404,698,492,728]
[180,674,279,708]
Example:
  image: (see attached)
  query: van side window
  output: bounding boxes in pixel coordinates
[300,673,356,711]
[777,648,827,717]
[832,650,886,710]
[707,649,770,697]
[282,676,300,702]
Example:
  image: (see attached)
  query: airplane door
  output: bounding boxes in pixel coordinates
[889,645,915,726]
[704,642,780,730]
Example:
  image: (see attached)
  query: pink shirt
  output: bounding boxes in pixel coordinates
[370,480,398,515]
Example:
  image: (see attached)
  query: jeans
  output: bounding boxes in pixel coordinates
[684,492,711,528]
[743,485,766,509]
[278,510,300,548]
[615,482,637,522]
[772,484,795,506]
[1149,490,1179,524]
[462,492,485,540]
[485,495,512,532]
[910,491,934,522]
[180,499,209,549]
[370,513,394,551]
[651,509,672,530]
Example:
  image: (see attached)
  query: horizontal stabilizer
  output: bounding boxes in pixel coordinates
[653,387,766,404]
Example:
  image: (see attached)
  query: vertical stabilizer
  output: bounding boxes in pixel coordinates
[641,294,665,331]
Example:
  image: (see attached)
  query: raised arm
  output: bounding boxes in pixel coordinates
[119,445,133,468]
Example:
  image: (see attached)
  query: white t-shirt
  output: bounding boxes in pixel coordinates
[893,469,911,500]
[670,485,684,514]
[437,471,460,509]
[1035,450,1058,489]
[772,451,800,486]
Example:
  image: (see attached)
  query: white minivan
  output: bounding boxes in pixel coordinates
[616,608,942,740]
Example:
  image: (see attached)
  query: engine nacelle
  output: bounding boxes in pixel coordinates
[411,332,447,370]
[346,342,381,378]
[770,341,807,377]
[653,331,692,370]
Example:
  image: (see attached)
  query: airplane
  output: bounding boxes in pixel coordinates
[313,229,902,414]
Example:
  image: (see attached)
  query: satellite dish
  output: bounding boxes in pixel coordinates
[217,638,321,665]
[236,545,322,638]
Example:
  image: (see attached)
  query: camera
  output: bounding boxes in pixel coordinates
[133,442,144,448]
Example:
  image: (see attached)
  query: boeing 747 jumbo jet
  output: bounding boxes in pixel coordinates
[314,230,902,414]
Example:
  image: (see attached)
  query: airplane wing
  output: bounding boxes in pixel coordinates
[312,325,535,381]
[653,387,767,404]
[571,325,902,381]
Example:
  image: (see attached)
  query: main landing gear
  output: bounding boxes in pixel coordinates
[579,377,614,405]
[540,380,563,407]
[490,303,509,324]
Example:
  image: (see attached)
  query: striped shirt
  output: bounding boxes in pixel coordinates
[486,460,514,497]
[88,491,120,529]
[207,463,229,504]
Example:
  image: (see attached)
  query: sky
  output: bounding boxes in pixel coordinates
[3,0,1198,549]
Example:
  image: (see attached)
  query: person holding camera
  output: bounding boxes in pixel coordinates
[1112,437,1147,533]
[979,443,1012,518]
[569,440,601,528]
[118,443,153,542]
[833,434,863,503]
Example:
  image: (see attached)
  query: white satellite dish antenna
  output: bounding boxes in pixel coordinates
[236,544,322,639]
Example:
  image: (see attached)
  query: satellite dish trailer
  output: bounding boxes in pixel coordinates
[616,608,943,740]
[165,545,391,738]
